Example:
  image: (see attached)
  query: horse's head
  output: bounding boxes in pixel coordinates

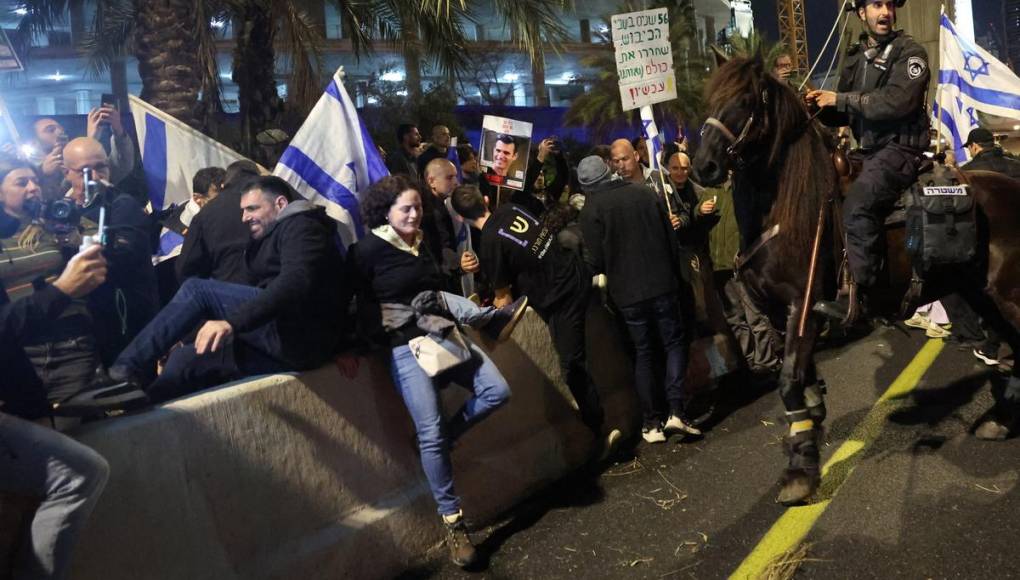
[693,54,809,186]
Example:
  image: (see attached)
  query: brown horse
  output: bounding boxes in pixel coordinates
[692,54,1020,505]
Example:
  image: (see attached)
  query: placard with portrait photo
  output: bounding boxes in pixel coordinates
[478,115,532,191]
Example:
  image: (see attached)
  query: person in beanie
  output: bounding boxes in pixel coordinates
[577,156,700,443]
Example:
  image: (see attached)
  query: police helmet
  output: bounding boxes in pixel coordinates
[853,0,906,8]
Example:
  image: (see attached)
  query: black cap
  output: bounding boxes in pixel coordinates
[964,127,995,147]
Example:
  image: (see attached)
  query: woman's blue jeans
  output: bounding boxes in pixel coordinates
[389,339,510,516]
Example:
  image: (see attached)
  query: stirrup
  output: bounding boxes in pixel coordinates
[812,281,860,327]
[843,281,861,326]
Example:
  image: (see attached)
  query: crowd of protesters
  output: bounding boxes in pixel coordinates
[3,98,1015,576]
[0,103,729,574]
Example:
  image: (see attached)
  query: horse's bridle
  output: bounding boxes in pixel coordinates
[703,97,822,170]
[702,113,755,168]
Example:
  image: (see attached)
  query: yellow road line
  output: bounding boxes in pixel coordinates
[730,338,945,580]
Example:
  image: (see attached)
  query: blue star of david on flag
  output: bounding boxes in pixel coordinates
[966,106,979,127]
[962,51,990,82]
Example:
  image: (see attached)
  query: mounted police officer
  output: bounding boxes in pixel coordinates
[806,0,929,320]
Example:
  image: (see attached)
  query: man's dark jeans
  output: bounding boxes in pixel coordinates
[540,282,605,437]
[618,291,689,427]
[112,278,291,398]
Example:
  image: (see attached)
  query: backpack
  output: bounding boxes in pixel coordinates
[904,167,977,270]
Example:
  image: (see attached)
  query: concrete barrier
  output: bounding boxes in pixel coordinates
[68,299,739,580]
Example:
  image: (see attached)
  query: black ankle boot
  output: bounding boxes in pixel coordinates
[777,428,822,505]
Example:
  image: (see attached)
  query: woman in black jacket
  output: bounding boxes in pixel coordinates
[348,175,517,569]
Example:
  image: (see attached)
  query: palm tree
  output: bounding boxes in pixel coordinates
[17,0,220,129]
[362,0,473,100]
[220,0,338,156]
[18,0,578,140]
[491,0,571,107]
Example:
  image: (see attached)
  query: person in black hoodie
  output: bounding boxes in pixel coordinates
[176,160,261,285]
[95,176,347,403]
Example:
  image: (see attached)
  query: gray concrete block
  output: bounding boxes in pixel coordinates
[69,302,649,580]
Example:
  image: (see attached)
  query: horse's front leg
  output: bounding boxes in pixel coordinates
[776,302,825,506]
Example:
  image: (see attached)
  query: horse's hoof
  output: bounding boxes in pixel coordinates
[776,470,818,506]
[975,419,1011,441]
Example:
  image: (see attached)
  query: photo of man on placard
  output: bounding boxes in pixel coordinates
[479,118,531,191]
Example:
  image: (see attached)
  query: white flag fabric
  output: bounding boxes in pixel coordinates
[274,68,389,247]
[130,95,249,211]
[935,13,1020,162]
[129,94,251,261]
[639,105,664,170]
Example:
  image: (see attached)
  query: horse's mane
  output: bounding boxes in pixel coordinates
[706,56,838,261]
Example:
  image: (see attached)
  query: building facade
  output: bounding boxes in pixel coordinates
[0,0,745,125]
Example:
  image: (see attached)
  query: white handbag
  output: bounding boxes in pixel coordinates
[408,327,471,377]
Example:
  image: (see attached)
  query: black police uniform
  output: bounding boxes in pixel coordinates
[819,30,930,288]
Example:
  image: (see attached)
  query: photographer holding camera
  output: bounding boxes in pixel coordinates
[61,138,158,368]
[0,137,157,409]
[0,225,110,579]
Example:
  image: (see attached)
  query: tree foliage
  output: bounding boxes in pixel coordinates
[358,69,464,156]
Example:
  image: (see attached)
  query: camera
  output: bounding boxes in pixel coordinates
[23,197,81,237]
[22,168,110,248]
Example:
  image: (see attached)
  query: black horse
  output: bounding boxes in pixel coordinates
[692,54,1020,505]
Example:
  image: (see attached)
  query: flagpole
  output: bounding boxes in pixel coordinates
[935,4,946,158]
[935,86,944,157]
[645,104,673,215]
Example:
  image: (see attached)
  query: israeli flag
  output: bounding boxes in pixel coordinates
[639,105,664,170]
[935,13,1020,163]
[129,95,251,261]
[274,68,389,247]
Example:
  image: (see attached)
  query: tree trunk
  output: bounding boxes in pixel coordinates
[133,0,202,128]
[233,1,282,157]
[531,51,548,107]
[403,27,423,100]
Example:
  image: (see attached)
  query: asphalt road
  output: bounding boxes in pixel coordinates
[399,325,1018,580]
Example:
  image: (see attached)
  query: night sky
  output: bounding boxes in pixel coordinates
[751,0,842,68]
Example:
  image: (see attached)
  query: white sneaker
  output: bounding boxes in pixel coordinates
[973,348,1001,366]
[641,425,666,443]
[905,313,929,329]
[665,414,703,436]
[925,323,951,339]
